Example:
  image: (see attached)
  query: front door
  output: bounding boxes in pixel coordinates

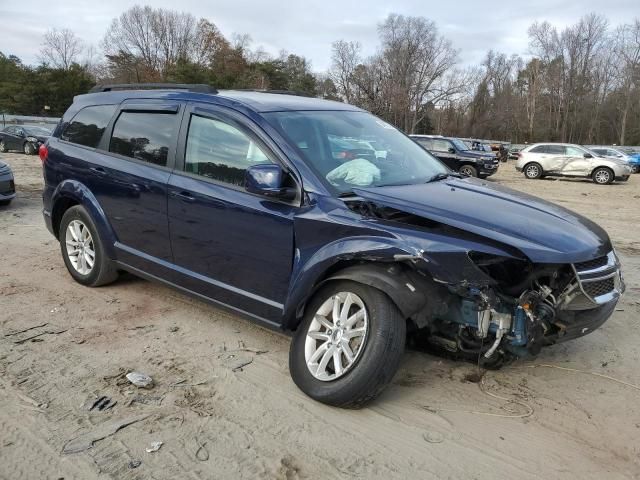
[167,104,298,323]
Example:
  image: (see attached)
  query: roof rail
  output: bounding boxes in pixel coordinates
[234,88,315,98]
[88,83,218,94]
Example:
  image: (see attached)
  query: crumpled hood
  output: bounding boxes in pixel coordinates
[353,177,611,264]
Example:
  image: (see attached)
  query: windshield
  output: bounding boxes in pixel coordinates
[24,126,51,136]
[450,139,469,151]
[264,111,448,194]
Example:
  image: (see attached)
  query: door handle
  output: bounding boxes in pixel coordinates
[90,166,106,175]
[170,190,196,203]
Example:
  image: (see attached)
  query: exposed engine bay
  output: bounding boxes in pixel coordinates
[343,198,626,368]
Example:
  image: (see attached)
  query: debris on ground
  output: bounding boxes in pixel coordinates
[128,460,142,469]
[8,324,68,344]
[168,326,179,333]
[88,396,117,412]
[146,441,163,453]
[126,372,154,389]
[62,415,149,454]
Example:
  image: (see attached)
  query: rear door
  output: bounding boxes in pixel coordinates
[89,100,182,274]
[166,103,299,323]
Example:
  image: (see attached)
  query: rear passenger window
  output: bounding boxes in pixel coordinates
[184,115,272,186]
[61,105,115,148]
[547,145,565,155]
[109,112,176,166]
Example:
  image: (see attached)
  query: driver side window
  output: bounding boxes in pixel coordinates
[185,115,273,187]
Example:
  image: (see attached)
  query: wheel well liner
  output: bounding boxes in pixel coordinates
[51,196,79,238]
[298,263,448,330]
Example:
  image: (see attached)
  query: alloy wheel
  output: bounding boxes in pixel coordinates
[304,292,369,382]
[459,166,474,176]
[65,220,95,275]
[525,164,540,178]
[594,169,611,184]
[0,141,5,152]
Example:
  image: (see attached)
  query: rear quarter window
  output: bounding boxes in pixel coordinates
[61,105,116,148]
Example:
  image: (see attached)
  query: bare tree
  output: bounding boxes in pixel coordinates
[612,20,640,145]
[39,28,83,70]
[103,5,200,80]
[329,40,362,103]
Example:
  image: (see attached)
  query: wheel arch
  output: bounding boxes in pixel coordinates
[283,260,448,332]
[50,180,117,259]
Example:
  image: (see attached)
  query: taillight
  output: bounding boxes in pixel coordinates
[39,144,48,164]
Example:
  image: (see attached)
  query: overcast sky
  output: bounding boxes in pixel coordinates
[1,0,638,71]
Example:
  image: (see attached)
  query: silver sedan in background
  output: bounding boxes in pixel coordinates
[515,143,632,184]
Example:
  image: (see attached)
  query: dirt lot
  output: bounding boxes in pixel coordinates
[1,152,639,480]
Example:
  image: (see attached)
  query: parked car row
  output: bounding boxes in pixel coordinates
[410,134,500,178]
[514,143,634,184]
[0,125,51,155]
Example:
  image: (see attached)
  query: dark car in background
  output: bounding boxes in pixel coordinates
[410,135,499,178]
[0,160,16,205]
[42,84,623,407]
[0,125,51,155]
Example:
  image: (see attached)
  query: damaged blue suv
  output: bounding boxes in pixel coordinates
[42,84,625,407]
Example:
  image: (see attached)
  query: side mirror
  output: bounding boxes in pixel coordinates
[448,147,456,154]
[17,130,25,137]
[244,164,296,200]
[583,153,593,158]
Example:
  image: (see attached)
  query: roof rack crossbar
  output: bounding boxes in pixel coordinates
[89,83,218,94]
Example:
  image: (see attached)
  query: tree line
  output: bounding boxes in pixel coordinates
[1,5,639,145]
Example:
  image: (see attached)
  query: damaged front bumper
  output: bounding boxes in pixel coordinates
[423,250,624,364]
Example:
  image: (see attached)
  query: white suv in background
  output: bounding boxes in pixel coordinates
[515,143,632,184]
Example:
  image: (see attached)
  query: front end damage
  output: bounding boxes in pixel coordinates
[337,193,625,367]
[426,251,625,367]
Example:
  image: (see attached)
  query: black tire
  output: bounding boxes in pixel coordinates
[59,205,118,287]
[289,280,406,408]
[459,165,478,177]
[631,165,639,174]
[0,140,6,153]
[592,167,614,185]
[0,199,11,206]
[523,162,543,179]
[23,142,35,155]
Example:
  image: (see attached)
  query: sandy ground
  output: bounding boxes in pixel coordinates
[0,152,639,480]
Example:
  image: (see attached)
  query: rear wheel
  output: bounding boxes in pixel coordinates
[524,162,543,179]
[23,142,35,155]
[459,165,478,177]
[0,199,11,206]
[592,167,613,185]
[59,206,118,287]
[289,281,406,408]
[0,140,6,152]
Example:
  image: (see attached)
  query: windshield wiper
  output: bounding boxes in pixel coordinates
[427,172,460,183]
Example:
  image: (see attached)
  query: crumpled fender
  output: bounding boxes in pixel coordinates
[282,235,424,330]
[50,179,118,259]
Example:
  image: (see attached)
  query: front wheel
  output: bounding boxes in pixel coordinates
[592,167,613,185]
[23,142,35,155]
[459,165,478,177]
[59,205,118,287]
[0,140,6,153]
[289,281,406,408]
